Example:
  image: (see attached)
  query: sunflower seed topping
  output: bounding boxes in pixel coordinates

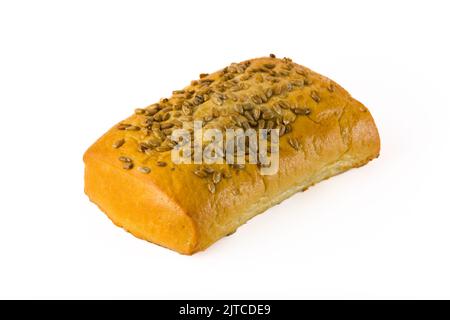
[207,182,216,194]
[111,56,325,190]
[327,82,335,92]
[252,108,261,120]
[125,125,140,131]
[310,90,321,103]
[138,166,151,174]
[122,162,133,170]
[293,107,311,115]
[112,139,125,149]
[212,171,222,184]
[157,161,167,167]
[288,137,300,151]
[119,156,132,163]
[194,168,208,178]
[117,123,131,130]
[263,63,275,69]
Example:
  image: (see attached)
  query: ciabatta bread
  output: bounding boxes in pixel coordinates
[83,55,380,255]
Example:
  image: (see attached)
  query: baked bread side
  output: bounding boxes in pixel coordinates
[84,56,380,255]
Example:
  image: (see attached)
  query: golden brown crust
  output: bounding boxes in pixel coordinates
[83,56,380,255]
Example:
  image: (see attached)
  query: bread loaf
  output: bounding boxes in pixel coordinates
[83,55,380,255]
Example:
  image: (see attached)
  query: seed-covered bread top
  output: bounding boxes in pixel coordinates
[97,55,365,191]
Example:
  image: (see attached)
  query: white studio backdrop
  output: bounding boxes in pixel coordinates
[0,0,449,299]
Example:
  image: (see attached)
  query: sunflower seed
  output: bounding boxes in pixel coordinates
[262,110,274,120]
[288,137,300,151]
[160,106,173,113]
[264,63,275,69]
[311,90,320,103]
[248,120,258,127]
[252,108,261,120]
[282,112,296,124]
[234,104,244,114]
[207,182,216,194]
[162,128,173,136]
[244,111,255,122]
[117,123,131,130]
[147,139,161,148]
[293,107,311,116]
[119,156,132,163]
[231,115,242,127]
[122,162,134,170]
[251,95,263,104]
[229,93,239,102]
[255,74,263,83]
[260,92,268,103]
[141,118,153,127]
[272,104,282,116]
[160,122,174,129]
[292,79,305,88]
[327,82,335,92]
[145,107,159,116]
[155,145,172,152]
[240,74,250,81]
[156,161,167,167]
[203,166,214,174]
[272,84,280,95]
[153,113,163,122]
[212,94,224,106]
[193,95,204,105]
[223,170,232,179]
[258,119,266,129]
[194,168,208,178]
[212,171,222,184]
[138,142,150,153]
[285,124,292,133]
[203,114,213,122]
[112,139,125,149]
[125,125,140,131]
[277,101,290,109]
[138,166,151,174]
[152,129,165,141]
[240,103,251,111]
[182,105,192,116]
[279,83,288,94]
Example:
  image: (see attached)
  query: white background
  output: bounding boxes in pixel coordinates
[1,0,449,299]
